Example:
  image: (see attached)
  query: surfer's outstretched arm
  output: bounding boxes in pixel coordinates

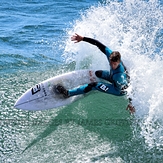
[71,33,107,54]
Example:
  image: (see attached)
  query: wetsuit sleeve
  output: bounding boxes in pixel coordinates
[105,47,113,58]
[83,37,107,54]
[113,73,128,90]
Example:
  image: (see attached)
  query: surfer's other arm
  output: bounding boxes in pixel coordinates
[71,33,107,54]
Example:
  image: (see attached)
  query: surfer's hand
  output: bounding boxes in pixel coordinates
[126,103,135,114]
[71,33,83,43]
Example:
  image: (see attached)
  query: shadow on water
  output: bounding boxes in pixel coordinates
[22,93,132,155]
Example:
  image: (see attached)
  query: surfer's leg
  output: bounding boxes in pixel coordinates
[68,82,125,97]
[95,70,110,81]
[56,83,96,97]
[56,84,69,97]
[93,82,125,96]
[68,83,97,96]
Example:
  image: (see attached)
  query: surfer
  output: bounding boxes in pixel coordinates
[56,33,135,114]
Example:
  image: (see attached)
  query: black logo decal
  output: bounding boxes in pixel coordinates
[31,84,41,95]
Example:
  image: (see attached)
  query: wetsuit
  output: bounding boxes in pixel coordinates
[68,37,130,97]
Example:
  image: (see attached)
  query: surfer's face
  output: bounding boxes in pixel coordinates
[110,61,120,70]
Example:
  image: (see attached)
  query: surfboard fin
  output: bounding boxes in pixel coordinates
[55,84,69,98]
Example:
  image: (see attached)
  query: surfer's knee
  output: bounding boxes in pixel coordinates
[84,82,97,93]
[95,70,102,78]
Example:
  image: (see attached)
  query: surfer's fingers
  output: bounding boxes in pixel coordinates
[75,33,83,41]
[71,36,80,43]
[126,104,135,114]
[72,38,81,43]
[126,104,130,110]
[129,107,135,114]
[75,33,80,37]
[71,33,78,40]
[71,35,76,41]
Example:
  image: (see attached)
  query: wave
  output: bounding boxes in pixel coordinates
[1,0,163,162]
[63,0,163,148]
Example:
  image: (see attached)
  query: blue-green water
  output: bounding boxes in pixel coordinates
[1,0,163,162]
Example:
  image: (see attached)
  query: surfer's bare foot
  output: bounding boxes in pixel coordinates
[56,84,69,98]
[126,103,135,114]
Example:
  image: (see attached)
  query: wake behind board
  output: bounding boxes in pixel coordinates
[14,70,100,111]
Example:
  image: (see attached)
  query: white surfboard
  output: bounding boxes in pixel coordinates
[14,70,100,111]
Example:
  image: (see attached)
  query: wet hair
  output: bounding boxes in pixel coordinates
[109,51,121,62]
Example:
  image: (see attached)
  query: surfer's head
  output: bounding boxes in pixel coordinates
[109,51,121,70]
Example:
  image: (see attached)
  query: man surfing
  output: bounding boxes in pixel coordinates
[56,33,135,114]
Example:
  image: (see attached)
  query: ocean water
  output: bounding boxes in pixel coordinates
[1,0,163,162]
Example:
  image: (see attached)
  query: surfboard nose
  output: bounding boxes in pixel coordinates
[14,98,21,109]
[14,92,28,109]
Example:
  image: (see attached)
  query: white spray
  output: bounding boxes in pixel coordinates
[63,0,163,148]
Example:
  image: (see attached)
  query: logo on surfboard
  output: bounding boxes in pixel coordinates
[31,84,41,95]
